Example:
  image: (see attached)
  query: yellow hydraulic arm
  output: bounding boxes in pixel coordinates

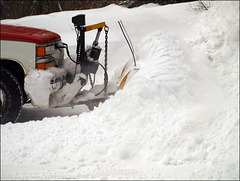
[85,22,108,31]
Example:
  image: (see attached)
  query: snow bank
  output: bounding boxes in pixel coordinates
[1,1,239,180]
[191,1,239,102]
[187,2,239,178]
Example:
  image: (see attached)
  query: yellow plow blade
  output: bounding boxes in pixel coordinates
[118,61,140,90]
[87,61,139,110]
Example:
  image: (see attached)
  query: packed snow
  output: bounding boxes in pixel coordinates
[1,1,239,180]
[24,67,66,109]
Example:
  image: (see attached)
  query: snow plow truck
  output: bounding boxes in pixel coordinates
[0,15,138,124]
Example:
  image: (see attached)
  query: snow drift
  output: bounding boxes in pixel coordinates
[1,1,239,180]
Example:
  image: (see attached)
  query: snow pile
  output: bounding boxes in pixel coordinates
[1,1,239,180]
[191,1,239,102]
[188,2,239,178]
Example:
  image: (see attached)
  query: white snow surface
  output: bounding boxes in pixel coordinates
[1,1,239,180]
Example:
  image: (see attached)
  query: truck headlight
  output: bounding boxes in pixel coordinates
[45,45,55,55]
[36,45,55,57]
[36,40,63,70]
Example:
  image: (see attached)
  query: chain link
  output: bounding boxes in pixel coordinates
[104,26,109,94]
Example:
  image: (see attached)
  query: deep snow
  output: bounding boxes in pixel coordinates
[1,1,239,180]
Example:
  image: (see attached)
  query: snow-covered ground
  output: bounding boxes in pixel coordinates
[1,1,239,180]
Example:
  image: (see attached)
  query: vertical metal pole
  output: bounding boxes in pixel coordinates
[79,27,85,64]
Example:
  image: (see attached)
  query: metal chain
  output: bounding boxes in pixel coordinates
[104,26,109,94]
